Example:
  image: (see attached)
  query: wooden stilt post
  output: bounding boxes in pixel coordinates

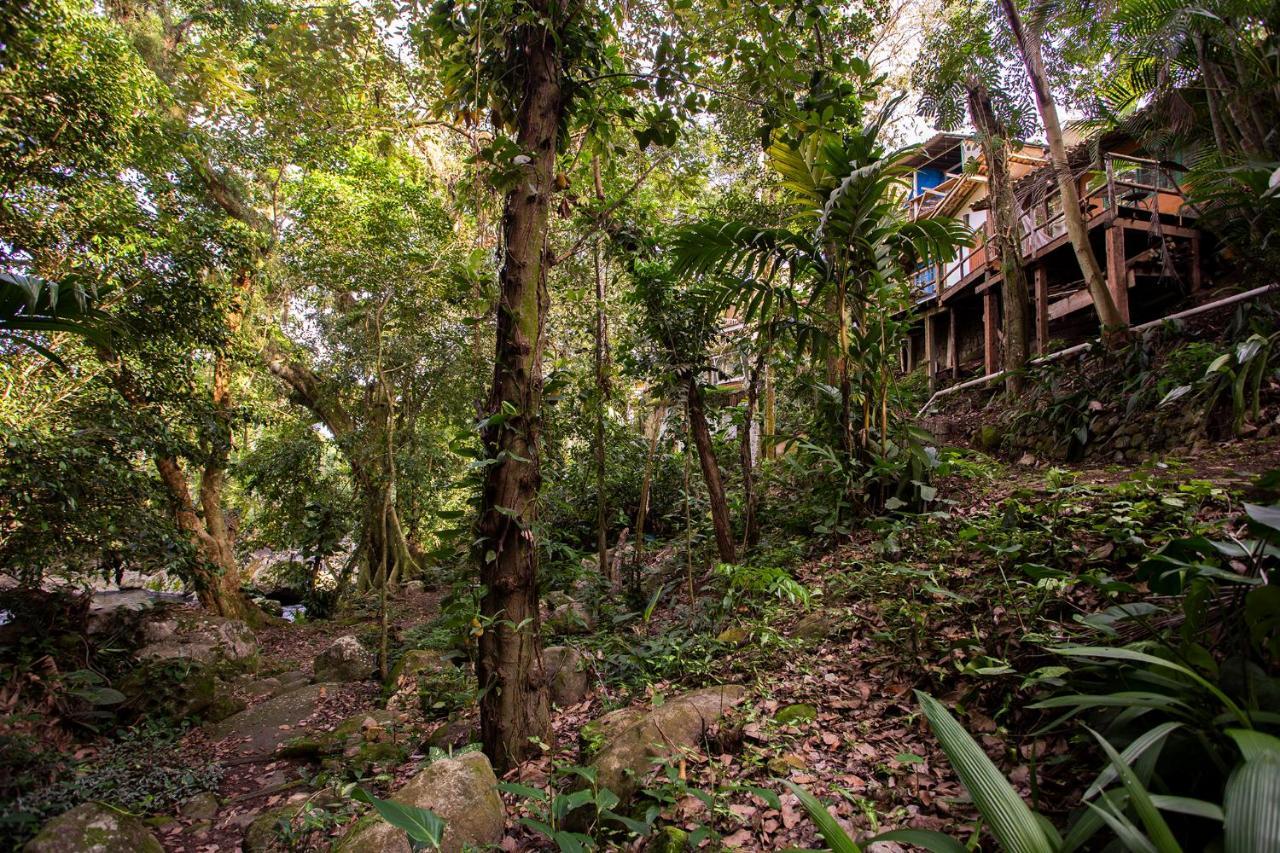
[924,310,936,390]
[947,308,958,375]
[1105,224,1130,325]
[983,287,999,375]
[1034,265,1049,354]
[1190,233,1203,293]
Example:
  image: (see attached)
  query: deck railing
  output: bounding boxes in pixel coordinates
[1018,152,1190,255]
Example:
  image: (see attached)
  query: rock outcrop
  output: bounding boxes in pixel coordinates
[135,614,258,667]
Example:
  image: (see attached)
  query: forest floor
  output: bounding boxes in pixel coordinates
[156,434,1280,852]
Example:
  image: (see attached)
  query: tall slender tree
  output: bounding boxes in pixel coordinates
[996,0,1127,341]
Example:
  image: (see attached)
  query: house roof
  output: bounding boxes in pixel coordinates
[900,132,972,170]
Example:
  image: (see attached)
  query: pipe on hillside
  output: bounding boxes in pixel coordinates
[915,283,1280,418]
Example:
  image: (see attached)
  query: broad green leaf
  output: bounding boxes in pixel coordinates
[915,692,1055,853]
[867,828,967,852]
[351,787,445,847]
[1052,646,1250,727]
[1086,727,1181,853]
[1226,728,1280,762]
[1223,753,1280,853]
[1085,722,1182,798]
[1147,795,1224,822]
[782,781,862,853]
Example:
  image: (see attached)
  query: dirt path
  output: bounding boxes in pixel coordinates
[158,588,445,852]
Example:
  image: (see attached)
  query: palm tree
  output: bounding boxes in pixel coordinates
[0,273,111,365]
[673,103,968,464]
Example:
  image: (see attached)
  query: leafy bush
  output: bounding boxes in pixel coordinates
[3,721,223,844]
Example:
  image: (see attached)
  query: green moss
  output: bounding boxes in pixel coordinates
[775,703,818,725]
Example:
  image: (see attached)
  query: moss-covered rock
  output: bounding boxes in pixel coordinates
[791,611,836,644]
[546,601,594,635]
[242,804,300,853]
[22,802,163,853]
[206,683,330,756]
[178,791,220,820]
[335,751,504,853]
[649,825,691,852]
[775,703,817,725]
[387,650,448,687]
[579,707,644,757]
[423,717,480,751]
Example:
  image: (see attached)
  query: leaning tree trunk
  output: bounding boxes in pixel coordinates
[967,82,1031,393]
[999,0,1126,343]
[685,375,736,564]
[474,0,562,773]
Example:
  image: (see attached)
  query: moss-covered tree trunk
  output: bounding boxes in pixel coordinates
[474,0,562,772]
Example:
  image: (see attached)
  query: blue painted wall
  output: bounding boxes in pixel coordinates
[912,166,947,198]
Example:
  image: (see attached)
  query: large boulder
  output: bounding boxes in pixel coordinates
[586,686,746,807]
[335,751,504,853]
[314,636,374,682]
[85,589,168,636]
[22,802,163,852]
[135,613,258,667]
[544,645,590,707]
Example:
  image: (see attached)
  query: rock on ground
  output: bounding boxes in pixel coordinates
[335,751,504,853]
[547,601,595,635]
[314,635,375,682]
[135,614,258,666]
[22,802,163,853]
[587,685,747,806]
[544,645,590,707]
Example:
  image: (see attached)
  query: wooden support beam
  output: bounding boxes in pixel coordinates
[947,308,958,372]
[1113,217,1199,239]
[1048,288,1095,321]
[1105,224,1131,325]
[924,312,936,390]
[1034,266,1049,354]
[1190,233,1203,292]
[983,287,999,376]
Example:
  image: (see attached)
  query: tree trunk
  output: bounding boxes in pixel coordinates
[998,0,1126,343]
[685,375,736,563]
[633,403,664,591]
[263,345,417,591]
[591,158,612,586]
[108,324,258,624]
[739,340,769,551]
[475,0,562,772]
[966,82,1031,393]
